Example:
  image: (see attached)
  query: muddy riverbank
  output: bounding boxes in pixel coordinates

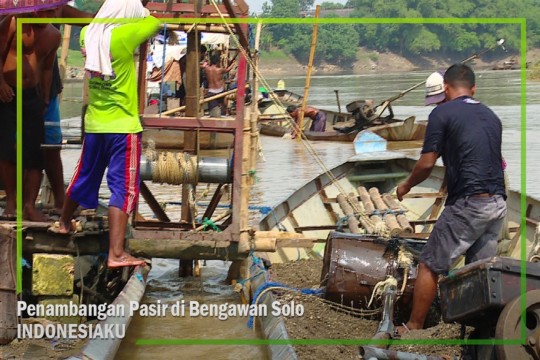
[271,259,464,360]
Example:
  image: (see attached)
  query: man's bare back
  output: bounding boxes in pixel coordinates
[204,64,227,91]
[0,15,60,98]
[203,53,234,92]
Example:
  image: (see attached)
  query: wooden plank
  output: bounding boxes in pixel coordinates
[139,182,170,222]
[201,184,225,221]
[294,225,337,232]
[408,219,438,226]
[0,230,16,344]
[275,238,316,248]
[324,192,445,203]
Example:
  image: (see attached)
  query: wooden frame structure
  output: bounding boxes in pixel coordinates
[131,0,255,258]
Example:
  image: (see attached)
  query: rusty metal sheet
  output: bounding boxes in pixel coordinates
[439,256,540,327]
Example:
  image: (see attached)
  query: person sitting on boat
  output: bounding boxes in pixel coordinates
[286,105,327,133]
[395,64,507,335]
[49,0,160,268]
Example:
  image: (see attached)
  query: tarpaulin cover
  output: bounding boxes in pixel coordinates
[0,0,70,15]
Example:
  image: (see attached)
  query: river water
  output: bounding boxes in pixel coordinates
[57,70,537,358]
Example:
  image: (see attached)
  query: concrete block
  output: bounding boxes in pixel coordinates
[32,254,74,296]
[38,295,82,324]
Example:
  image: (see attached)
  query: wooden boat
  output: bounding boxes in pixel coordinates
[258,108,355,141]
[258,150,538,263]
[254,151,540,359]
[353,116,428,152]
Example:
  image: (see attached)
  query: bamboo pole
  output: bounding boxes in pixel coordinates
[155,86,248,116]
[337,194,361,234]
[58,24,72,102]
[358,186,375,213]
[383,214,402,237]
[348,194,373,233]
[369,187,388,211]
[297,5,320,141]
[249,21,263,184]
[382,193,401,211]
[397,214,414,234]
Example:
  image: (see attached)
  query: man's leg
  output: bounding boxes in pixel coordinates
[0,160,16,216]
[404,262,439,330]
[107,206,143,265]
[44,97,65,212]
[54,195,80,233]
[44,148,65,211]
[106,133,144,267]
[53,134,107,234]
[23,169,47,221]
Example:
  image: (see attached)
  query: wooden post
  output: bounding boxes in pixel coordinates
[297,5,320,141]
[58,24,71,102]
[334,89,341,114]
[0,227,16,344]
[178,22,202,277]
[249,21,263,183]
[234,21,251,254]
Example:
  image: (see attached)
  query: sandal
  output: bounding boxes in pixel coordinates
[107,255,146,268]
[393,324,409,339]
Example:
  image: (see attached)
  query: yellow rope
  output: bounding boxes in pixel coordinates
[153,152,198,185]
[209,1,389,238]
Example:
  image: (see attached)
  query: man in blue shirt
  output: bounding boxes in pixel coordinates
[395,64,507,334]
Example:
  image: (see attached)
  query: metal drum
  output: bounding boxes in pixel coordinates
[321,231,422,312]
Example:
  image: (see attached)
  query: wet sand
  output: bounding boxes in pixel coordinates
[271,259,464,360]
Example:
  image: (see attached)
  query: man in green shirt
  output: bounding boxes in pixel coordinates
[51,0,160,268]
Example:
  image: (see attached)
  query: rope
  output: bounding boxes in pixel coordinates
[152,152,198,185]
[202,217,221,231]
[209,1,389,238]
[367,276,397,308]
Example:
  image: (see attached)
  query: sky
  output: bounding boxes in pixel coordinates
[244,0,349,14]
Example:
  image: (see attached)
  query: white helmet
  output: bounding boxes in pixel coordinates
[425,71,445,106]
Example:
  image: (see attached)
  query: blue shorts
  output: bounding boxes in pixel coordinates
[44,96,62,145]
[66,133,142,214]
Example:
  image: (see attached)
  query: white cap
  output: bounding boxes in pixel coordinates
[425,71,445,106]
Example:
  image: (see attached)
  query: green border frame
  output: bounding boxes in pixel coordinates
[15,16,527,348]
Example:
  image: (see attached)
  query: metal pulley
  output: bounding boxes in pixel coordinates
[495,289,540,360]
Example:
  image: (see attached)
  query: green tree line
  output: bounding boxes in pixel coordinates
[261,0,540,65]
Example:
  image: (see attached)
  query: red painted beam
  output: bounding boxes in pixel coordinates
[146,3,242,16]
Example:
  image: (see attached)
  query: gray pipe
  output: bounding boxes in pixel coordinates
[139,155,232,184]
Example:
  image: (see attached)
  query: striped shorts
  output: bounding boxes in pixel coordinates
[66,133,142,214]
